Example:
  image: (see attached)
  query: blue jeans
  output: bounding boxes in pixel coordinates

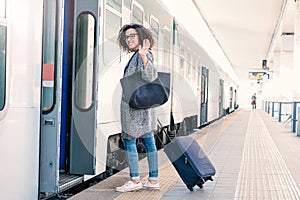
[122,131,158,181]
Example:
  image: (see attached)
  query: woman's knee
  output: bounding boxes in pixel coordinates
[141,132,157,152]
[123,138,137,152]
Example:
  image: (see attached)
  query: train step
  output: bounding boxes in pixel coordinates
[59,174,84,192]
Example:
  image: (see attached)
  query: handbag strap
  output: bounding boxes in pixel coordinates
[123,50,154,76]
[123,50,139,76]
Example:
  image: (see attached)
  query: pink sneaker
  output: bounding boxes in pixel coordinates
[142,181,160,190]
[116,180,143,192]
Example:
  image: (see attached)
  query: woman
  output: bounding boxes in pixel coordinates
[116,24,159,192]
[251,93,256,109]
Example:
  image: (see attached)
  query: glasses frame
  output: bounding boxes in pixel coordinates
[125,33,138,40]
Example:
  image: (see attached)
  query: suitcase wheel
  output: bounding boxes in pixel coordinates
[203,176,213,182]
[196,178,204,189]
[187,185,194,191]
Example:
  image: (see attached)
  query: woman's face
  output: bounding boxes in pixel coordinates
[125,28,139,51]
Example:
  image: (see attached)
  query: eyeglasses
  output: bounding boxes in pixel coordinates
[125,33,138,40]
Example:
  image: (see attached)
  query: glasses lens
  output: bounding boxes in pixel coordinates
[129,34,136,39]
[126,33,137,40]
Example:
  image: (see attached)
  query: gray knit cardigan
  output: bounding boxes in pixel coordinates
[121,51,158,139]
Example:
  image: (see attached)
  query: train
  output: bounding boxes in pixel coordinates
[0,0,239,199]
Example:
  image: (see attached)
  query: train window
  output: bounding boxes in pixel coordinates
[132,4,143,24]
[0,25,6,111]
[0,0,5,18]
[150,17,159,62]
[193,59,197,82]
[179,44,185,77]
[42,0,57,113]
[186,51,191,80]
[163,28,170,69]
[75,13,95,110]
[124,0,132,9]
[150,18,159,40]
[197,65,201,89]
[201,75,206,104]
[106,0,122,13]
[104,9,121,65]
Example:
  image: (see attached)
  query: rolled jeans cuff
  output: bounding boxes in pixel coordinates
[148,176,158,181]
[131,176,140,181]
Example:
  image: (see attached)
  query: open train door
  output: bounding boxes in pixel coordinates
[39,0,100,193]
[39,0,64,193]
[69,0,99,175]
[200,66,208,125]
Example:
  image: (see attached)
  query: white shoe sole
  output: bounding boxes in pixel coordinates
[116,186,143,192]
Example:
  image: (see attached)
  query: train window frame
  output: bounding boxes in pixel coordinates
[131,2,143,24]
[179,42,185,78]
[192,58,198,84]
[0,24,6,112]
[205,74,208,103]
[149,15,159,64]
[162,26,171,70]
[201,68,208,105]
[0,0,6,18]
[201,75,205,104]
[103,7,122,66]
[41,0,57,114]
[186,49,192,81]
[74,12,96,110]
[197,65,201,90]
[124,0,132,9]
[106,0,122,13]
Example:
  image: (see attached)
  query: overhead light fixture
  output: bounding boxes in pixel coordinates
[281,32,294,36]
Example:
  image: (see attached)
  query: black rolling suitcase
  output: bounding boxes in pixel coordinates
[164,136,216,191]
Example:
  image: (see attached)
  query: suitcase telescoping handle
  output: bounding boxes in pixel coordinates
[156,119,175,148]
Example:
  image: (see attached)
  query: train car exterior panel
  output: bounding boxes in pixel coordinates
[0,0,43,199]
[0,108,40,199]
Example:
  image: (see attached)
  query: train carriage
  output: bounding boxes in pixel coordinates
[0,0,239,199]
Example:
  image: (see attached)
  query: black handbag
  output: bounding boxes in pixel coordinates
[120,51,170,109]
[120,71,171,109]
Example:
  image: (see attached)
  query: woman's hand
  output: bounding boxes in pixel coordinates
[139,39,150,68]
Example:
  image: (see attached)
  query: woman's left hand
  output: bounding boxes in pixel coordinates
[139,39,150,67]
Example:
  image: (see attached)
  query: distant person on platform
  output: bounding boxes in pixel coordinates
[251,93,256,109]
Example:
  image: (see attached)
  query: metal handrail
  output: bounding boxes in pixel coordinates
[264,101,300,133]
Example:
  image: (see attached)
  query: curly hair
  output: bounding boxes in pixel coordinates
[117,24,155,52]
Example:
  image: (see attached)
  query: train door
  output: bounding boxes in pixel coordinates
[69,0,99,175]
[40,0,64,193]
[229,87,233,111]
[196,66,201,126]
[234,89,237,109]
[39,0,99,194]
[219,79,224,117]
[200,66,208,125]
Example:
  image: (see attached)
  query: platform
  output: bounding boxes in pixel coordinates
[69,108,300,200]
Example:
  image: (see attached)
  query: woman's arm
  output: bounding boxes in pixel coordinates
[134,39,157,82]
[140,52,157,82]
